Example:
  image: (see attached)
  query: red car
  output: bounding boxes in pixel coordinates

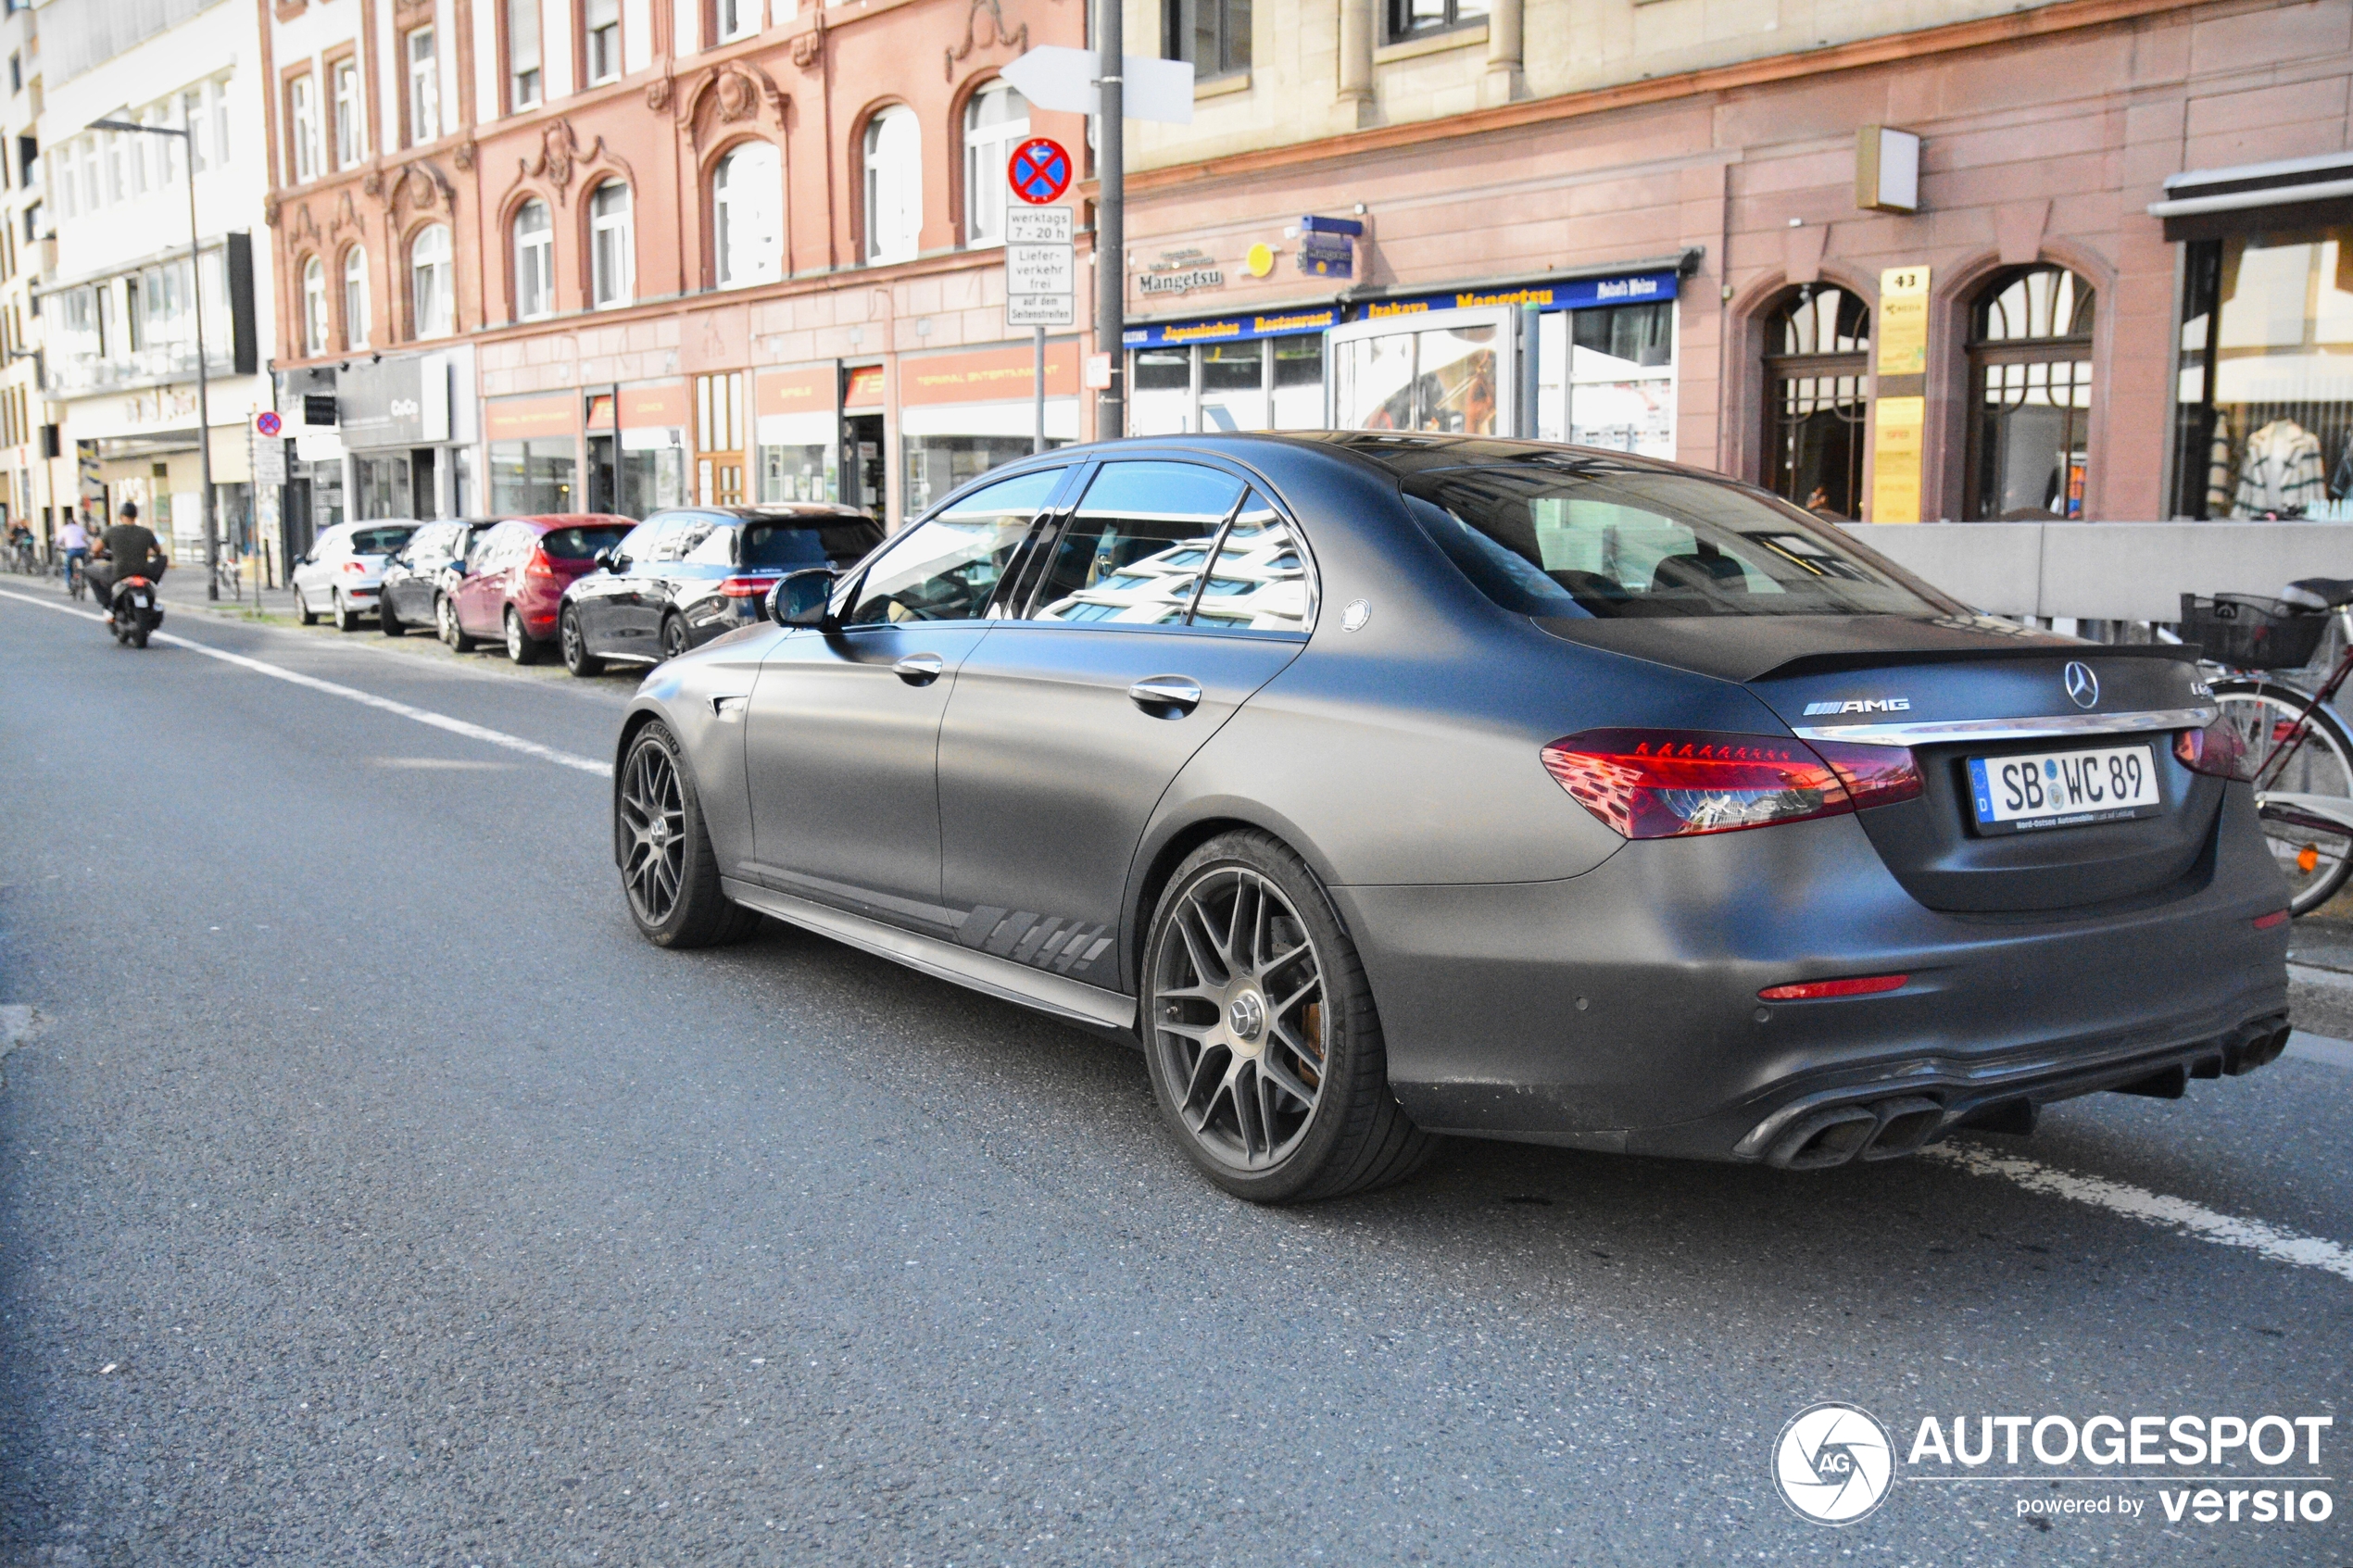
[439,513,634,663]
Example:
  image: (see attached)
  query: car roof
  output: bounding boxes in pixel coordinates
[651,505,876,524]
[494,513,635,531]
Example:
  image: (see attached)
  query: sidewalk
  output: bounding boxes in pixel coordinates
[151,562,301,625]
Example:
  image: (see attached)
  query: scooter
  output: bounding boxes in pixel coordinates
[107,575,164,648]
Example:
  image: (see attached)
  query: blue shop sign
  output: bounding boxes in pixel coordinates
[1123,306,1343,350]
[1356,270,1679,320]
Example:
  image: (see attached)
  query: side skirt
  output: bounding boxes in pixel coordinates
[721,877,1139,1033]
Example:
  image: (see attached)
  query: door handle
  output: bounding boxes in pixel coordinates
[1129,674,1202,716]
[893,652,947,685]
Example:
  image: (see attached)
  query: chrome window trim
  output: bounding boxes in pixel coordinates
[1791,706,2218,747]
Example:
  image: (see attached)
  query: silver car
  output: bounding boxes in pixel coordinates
[292,520,420,632]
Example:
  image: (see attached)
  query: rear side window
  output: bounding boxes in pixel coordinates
[727,518,885,571]
[541,524,631,559]
[349,524,415,555]
[1021,462,1315,633]
[1398,462,1959,620]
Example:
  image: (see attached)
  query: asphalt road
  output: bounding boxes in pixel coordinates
[1,585,2347,1566]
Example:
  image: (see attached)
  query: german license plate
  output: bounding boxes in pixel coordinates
[1966,744,2161,834]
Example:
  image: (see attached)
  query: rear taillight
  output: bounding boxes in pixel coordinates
[1758,973,1908,1001]
[718,575,775,598]
[524,546,554,578]
[2174,716,2254,781]
[338,560,366,575]
[2253,909,2291,930]
[1540,729,1922,840]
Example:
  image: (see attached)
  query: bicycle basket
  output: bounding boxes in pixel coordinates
[2179,593,2330,670]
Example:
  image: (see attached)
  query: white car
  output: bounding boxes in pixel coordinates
[292,520,421,632]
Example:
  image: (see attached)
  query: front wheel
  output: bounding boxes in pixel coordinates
[560,607,602,676]
[616,722,761,948]
[294,585,316,625]
[1141,831,1435,1203]
[380,595,406,636]
[437,594,475,652]
[2214,677,2353,915]
[333,593,363,633]
[658,614,690,662]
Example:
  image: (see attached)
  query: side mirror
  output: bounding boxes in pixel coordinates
[769,567,839,630]
[595,546,622,571]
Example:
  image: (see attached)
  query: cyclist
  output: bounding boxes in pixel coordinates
[57,512,89,595]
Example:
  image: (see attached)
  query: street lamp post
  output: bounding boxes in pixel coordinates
[90,111,216,600]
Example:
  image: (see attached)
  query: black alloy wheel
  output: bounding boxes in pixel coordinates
[437,594,475,652]
[659,614,690,662]
[380,594,406,636]
[1142,831,1435,1203]
[506,608,543,665]
[560,607,602,676]
[616,722,761,948]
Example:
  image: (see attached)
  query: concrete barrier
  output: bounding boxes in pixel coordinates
[1842,523,2353,621]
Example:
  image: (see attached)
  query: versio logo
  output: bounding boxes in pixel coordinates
[1775,1403,1895,1524]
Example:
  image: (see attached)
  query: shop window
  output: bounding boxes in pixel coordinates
[288,73,319,182]
[333,59,364,167]
[1165,0,1250,80]
[2173,228,2353,520]
[1534,301,1674,458]
[1385,0,1488,44]
[713,143,782,287]
[509,0,542,110]
[863,107,922,265]
[1964,265,2094,520]
[585,0,622,84]
[301,257,327,355]
[343,246,371,349]
[513,199,553,320]
[963,83,1028,248]
[1759,286,1869,521]
[1128,333,1327,435]
[406,27,440,145]
[410,222,453,339]
[1334,321,1500,433]
[590,180,634,307]
[490,441,576,512]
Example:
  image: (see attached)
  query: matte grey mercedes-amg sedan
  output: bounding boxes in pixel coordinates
[610,433,2292,1203]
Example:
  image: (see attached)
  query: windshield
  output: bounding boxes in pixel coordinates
[1398,461,1961,620]
[540,524,631,560]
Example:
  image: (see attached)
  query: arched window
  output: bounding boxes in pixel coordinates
[712,143,782,288]
[1760,285,1870,521]
[590,180,634,307]
[963,82,1028,247]
[1966,265,2095,520]
[863,107,921,265]
[513,198,553,321]
[410,222,453,339]
[301,256,328,355]
[343,246,371,350]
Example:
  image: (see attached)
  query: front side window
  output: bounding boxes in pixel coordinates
[862,107,921,265]
[713,144,781,287]
[513,199,553,320]
[410,222,453,338]
[407,28,441,144]
[1384,0,1487,41]
[845,467,1063,624]
[301,257,327,354]
[590,180,634,306]
[1394,455,1961,621]
[1965,265,2094,520]
[343,246,371,349]
[1760,286,1869,521]
[333,59,364,167]
[1164,0,1251,78]
[509,0,542,109]
[585,0,622,83]
[962,83,1028,247]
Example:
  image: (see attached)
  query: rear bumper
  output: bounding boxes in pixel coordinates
[1334,788,2292,1164]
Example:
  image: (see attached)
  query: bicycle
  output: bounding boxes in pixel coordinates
[65,554,87,600]
[2181,582,2353,916]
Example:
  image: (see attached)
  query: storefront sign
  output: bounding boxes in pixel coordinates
[900,341,1079,405]
[842,365,887,410]
[339,355,451,447]
[620,381,692,429]
[1876,265,1931,376]
[755,367,832,420]
[1297,215,1364,280]
[1870,395,1925,523]
[483,393,576,442]
[1139,267,1226,297]
[1361,270,1679,320]
[1123,306,1342,349]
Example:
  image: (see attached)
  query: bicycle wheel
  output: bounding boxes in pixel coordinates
[2213,677,2353,915]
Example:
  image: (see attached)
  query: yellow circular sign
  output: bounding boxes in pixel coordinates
[1244,243,1277,278]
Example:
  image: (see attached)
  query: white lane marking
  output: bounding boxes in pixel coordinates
[2289,1030,2353,1070]
[1926,1144,2353,1284]
[0,588,613,778]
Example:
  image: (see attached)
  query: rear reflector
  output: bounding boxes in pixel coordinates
[2253,909,2291,930]
[1758,973,1909,1001]
[719,575,778,598]
[2174,716,2254,781]
[1539,728,1921,839]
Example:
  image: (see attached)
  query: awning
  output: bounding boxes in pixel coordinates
[2148,149,2353,241]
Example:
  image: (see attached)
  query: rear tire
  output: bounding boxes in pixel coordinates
[659,613,689,662]
[130,623,149,649]
[437,594,475,652]
[2216,676,2353,915]
[1141,830,1436,1203]
[506,608,543,665]
[615,721,761,948]
[333,594,362,633]
[560,607,602,676]
[294,586,316,625]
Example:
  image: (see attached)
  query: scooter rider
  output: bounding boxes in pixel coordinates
[88,500,166,620]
